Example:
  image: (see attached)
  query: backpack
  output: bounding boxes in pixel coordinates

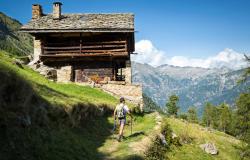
[117,104,125,119]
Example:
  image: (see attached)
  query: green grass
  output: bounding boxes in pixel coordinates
[0,50,118,108]
[1,50,243,160]
[166,117,243,160]
[98,113,157,159]
[0,50,158,160]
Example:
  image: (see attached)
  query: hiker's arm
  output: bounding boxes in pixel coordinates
[127,110,133,117]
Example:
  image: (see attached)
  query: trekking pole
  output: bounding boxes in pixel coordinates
[112,118,116,133]
[130,115,132,135]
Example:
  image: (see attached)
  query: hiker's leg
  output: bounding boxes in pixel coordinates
[119,122,125,137]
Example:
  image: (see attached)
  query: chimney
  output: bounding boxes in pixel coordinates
[53,2,62,19]
[32,4,43,19]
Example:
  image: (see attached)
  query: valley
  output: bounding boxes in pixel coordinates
[132,62,250,115]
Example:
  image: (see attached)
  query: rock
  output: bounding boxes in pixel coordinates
[158,133,167,146]
[12,59,23,69]
[172,132,178,139]
[200,143,218,155]
[46,69,57,80]
[28,59,40,66]
[29,62,57,81]
[90,81,95,88]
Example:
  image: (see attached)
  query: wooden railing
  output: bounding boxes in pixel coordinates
[42,40,128,57]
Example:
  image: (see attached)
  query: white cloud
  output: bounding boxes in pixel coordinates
[131,40,168,66]
[132,40,248,70]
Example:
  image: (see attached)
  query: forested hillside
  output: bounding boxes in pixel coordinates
[0,12,33,56]
[132,62,250,115]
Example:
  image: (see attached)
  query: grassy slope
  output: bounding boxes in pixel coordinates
[0,50,157,160]
[167,117,243,160]
[0,50,117,107]
[0,50,243,160]
[99,113,157,159]
[0,12,33,56]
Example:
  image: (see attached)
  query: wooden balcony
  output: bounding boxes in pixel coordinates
[40,40,129,59]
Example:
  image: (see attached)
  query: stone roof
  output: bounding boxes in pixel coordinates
[21,13,134,33]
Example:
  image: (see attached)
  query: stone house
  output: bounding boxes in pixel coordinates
[20,2,143,109]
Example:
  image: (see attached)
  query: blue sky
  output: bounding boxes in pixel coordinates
[1,0,250,66]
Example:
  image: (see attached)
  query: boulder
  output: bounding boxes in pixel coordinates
[158,133,167,146]
[200,143,218,155]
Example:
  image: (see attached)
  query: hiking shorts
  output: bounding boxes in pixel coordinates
[119,118,126,125]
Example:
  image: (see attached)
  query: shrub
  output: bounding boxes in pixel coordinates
[145,136,168,160]
[178,124,195,144]
[145,120,182,159]
[178,113,188,120]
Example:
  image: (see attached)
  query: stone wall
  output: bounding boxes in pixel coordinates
[57,66,72,83]
[124,60,132,84]
[33,38,42,62]
[101,83,143,111]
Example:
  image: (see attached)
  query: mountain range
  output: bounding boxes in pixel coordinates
[132,62,250,115]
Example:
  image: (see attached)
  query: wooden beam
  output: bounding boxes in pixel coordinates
[45,40,126,46]
[43,46,80,50]
[44,48,127,54]
[43,44,126,50]
[40,52,128,57]
[81,41,126,44]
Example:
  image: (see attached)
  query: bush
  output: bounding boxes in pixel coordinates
[161,121,182,147]
[145,136,168,160]
[145,120,182,159]
[178,124,195,144]
[161,121,173,145]
[178,113,188,120]
[131,104,143,115]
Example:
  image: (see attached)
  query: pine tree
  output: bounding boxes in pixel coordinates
[207,105,220,129]
[228,110,238,136]
[236,93,250,142]
[178,113,188,120]
[166,95,179,116]
[202,102,213,127]
[236,93,250,159]
[187,107,198,123]
[218,103,232,132]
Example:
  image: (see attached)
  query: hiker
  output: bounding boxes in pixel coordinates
[114,97,132,142]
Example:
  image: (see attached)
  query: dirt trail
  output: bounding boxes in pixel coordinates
[129,112,162,155]
[99,112,163,159]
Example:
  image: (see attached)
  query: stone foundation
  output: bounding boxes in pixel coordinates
[57,66,72,83]
[33,38,42,62]
[101,83,143,111]
[124,60,132,84]
[30,62,143,110]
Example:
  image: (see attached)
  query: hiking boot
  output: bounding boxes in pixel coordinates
[117,135,123,142]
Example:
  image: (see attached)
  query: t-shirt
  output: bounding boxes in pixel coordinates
[116,103,129,117]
